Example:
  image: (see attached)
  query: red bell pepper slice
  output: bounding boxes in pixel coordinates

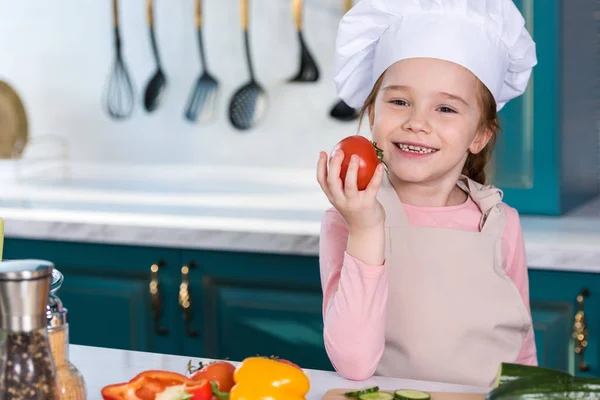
[185,380,213,400]
[101,370,198,400]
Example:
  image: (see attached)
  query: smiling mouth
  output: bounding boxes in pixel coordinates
[394,143,439,154]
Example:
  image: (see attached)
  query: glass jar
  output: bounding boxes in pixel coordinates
[47,268,87,400]
[48,324,86,400]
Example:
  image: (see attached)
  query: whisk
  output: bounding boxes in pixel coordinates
[103,0,135,120]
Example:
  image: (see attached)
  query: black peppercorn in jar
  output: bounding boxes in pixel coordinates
[0,328,60,399]
[0,260,61,400]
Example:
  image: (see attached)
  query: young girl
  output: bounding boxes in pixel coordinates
[316,0,538,388]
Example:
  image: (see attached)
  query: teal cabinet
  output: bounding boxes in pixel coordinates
[59,274,150,351]
[493,0,599,215]
[3,237,600,376]
[181,250,331,370]
[529,270,600,377]
[3,239,183,356]
[530,303,572,372]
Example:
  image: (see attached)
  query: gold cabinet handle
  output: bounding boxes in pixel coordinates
[149,261,168,335]
[179,262,200,337]
[573,288,590,372]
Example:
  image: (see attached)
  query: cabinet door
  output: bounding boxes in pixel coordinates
[3,239,181,356]
[493,0,562,214]
[58,273,153,351]
[203,278,332,371]
[181,250,331,370]
[529,269,600,377]
[530,301,572,371]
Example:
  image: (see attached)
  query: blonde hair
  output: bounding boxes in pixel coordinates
[357,75,499,185]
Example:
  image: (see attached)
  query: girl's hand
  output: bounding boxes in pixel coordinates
[317,149,386,233]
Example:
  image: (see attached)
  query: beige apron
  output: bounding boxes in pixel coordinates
[375,174,531,388]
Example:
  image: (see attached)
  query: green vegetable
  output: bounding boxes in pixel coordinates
[210,381,229,400]
[358,393,394,400]
[345,386,380,398]
[394,389,431,399]
[493,363,571,388]
[486,375,600,400]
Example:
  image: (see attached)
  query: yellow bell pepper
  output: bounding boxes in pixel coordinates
[229,357,310,400]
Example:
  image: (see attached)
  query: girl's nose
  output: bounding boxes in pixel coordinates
[402,109,431,134]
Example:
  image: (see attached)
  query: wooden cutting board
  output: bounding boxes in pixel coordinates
[322,388,487,400]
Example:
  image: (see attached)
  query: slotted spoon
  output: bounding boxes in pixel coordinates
[184,0,219,123]
[228,0,267,131]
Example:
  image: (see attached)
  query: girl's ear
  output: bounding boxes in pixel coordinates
[469,127,493,154]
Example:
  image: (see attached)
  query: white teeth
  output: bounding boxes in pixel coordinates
[396,143,437,154]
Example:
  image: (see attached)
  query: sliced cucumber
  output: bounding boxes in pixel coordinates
[394,389,431,400]
[345,386,380,398]
[358,392,394,400]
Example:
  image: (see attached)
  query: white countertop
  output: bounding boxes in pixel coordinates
[70,344,487,399]
[0,162,599,273]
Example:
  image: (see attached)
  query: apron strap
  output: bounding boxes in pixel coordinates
[456,175,506,237]
[377,173,506,236]
[376,173,411,227]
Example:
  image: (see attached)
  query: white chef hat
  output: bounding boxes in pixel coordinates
[334,0,537,111]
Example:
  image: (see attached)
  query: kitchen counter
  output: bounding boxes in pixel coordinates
[0,162,599,273]
[70,344,488,399]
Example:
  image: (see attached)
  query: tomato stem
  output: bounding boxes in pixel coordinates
[371,141,389,172]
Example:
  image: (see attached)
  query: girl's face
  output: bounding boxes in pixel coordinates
[369,58,492,185]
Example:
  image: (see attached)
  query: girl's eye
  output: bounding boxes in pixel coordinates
[390,99,408,106]
[438,106,457,113]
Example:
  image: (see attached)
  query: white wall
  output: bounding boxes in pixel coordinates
[0,0,366,169]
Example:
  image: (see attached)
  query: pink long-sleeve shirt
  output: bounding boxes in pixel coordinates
[319,196,538,381]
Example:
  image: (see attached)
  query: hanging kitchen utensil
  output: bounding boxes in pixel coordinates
[184,0,220,123]
[329,0,358,122]
[103,0,135,120]
[288,0,319,83]
[143,0,167,112]
[329,99,358,121]
[0,80,28,159]
[228,0,267,131]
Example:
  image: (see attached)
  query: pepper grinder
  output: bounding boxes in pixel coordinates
[0,259,61,399]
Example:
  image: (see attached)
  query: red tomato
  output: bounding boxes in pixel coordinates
[189,361,236,393]
[330,135,382,191]
[185,379,213,400]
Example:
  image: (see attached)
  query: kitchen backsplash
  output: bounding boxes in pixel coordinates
[0,0,368,169]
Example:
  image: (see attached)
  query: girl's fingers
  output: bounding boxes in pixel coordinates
[344,154,359,197]
[316,152,334,202]
[327,150,346,202]
[365,163,385,197]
